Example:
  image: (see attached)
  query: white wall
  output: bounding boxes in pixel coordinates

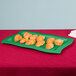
[0,0,76,29]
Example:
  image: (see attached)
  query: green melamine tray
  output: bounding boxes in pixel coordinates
[1,30,73,54]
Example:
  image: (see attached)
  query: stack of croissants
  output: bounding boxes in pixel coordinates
[14,32,63,49]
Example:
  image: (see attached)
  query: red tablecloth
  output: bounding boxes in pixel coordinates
[0,30,76,76]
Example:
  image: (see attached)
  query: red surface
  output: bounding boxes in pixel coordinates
[0,30,76,76]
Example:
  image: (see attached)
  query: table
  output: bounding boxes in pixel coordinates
[0,30,76,76]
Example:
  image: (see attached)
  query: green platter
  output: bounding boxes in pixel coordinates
[1,30,73,54]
